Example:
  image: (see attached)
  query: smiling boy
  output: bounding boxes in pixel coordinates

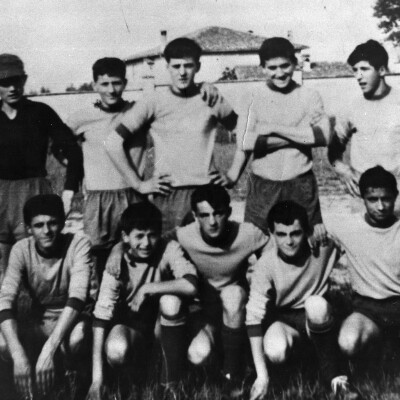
[329,40,400,213]
[324,166,400,371]
[0,195,94,399]
[246,201,359,400]
[227,37,331,236]
[105,38,238,234]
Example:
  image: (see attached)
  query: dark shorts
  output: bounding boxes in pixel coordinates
[84,188,144,250]
[352,293,400,332]
[0,177,53,244]
[244,170,322,233]
[152,187,196,235]
[263,308,308,335]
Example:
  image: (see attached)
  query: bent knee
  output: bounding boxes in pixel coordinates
[305,295,331,326]
[67,321,88,355]
[264,338,292,364]
[160,295,183,319]
[220,285,247,315]
[188,339,212,365]
[105,338,130,367]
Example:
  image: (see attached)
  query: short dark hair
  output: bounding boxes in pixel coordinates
[191,185,230,212]
[164,38,202,64]
[120,202,162,234]
[267,201,309,233]
[259,37,297,67]
[359,165,398,198]
[347,40,388,70]
[92,57,126,81]
[23,194,65,225]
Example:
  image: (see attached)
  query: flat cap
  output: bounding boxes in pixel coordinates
[0,54,25,80]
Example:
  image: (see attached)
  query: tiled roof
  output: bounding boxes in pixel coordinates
[125,26,308,63]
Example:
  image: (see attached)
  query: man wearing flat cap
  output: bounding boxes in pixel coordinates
[0,54,83,282]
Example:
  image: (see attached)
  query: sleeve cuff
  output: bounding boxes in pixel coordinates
[312,125,327,147]
[246,324,263,337]
[220,111,238,131]
[66,297,85,312]
[115,124,132,141]
[92,318,109,329]
[182,274,198,291]
[0,309,15,324]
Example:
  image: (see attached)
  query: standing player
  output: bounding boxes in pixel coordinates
[66,58,148,276]
[227,37,331,235]
[67,57,220,273]
[246,201,359,400]
[164,185,268,395]
[329,40,400,213]
[325,166,400,373]
[105,38,238,234]
[0,54,83,281]
[0,195,94,400]
[87,202,198,400]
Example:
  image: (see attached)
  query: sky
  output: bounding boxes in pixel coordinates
[1,0,385,92]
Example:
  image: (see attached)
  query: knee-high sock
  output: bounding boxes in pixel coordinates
[221,325,246,380]
[308,316,346,384]
[160,323,187,385]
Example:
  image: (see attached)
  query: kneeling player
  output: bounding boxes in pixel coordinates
[0,195,94,399]
[325,166,400,372]
[87,202,197,399]
[168,185,268,394]
[246,201,359,400]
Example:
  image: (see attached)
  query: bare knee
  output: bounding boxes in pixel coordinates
[220,286,247,319]
[305,296,331,326]
[160,295,183,321]
[188,335,212,365]
[338,314,378,357]
[105,337,130,367]
[67,321,88,356]
[264,335,292,364]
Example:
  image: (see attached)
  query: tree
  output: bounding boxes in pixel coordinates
[374,0,400,45]
[78,82,93,92]
[40,87,51,94]
[65,84,77,92]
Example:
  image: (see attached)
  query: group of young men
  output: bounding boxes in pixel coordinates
[0,33,399,400]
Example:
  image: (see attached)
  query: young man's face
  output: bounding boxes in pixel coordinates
[93,74,126,108]
[122,228,160,261]
[363,187,397,227]
[28,215,64,254]
[0,75,27,106]
[273,219,306,260]
[194,201,231,242]
[351,61,385,97]
[263,57,296,90]
[167,57,199,92]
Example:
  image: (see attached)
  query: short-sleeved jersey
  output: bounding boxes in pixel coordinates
[325,213,400,299]
[246,238,339,336]
[334,87,400,180]
[93,240,197,322]
[176,221,269,291]
[0,233,94,321]
[117,87,237,187]
[237,83,325,181]
[66,102,147,191]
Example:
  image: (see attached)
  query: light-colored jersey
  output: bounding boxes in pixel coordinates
[0,233,93,316]
[326,213,400,299]
[246,238,339,334]
[117,87,237,187]
[66,102,147,191]
[177,221,268,291]
[238,83,326,181]
[335,86,400,180]
[93,240,196,321]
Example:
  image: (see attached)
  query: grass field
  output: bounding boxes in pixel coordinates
[36,144,400,400]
